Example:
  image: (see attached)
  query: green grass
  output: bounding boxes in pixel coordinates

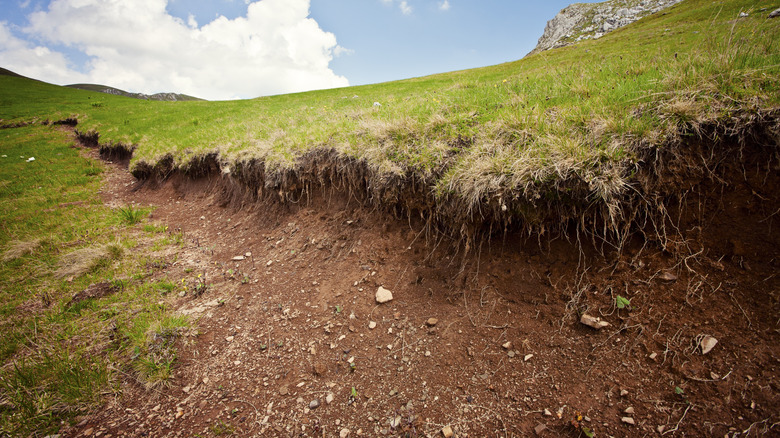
[0,126,189,436]
[1,1,776,238]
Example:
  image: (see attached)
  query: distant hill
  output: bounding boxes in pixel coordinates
[0,67,30,79]
[65,83,204,102]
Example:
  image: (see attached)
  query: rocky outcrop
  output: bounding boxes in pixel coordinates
[529,0,683,55]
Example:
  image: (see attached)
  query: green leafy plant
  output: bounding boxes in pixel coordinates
[117,205,145,225]
[616,295,632,310]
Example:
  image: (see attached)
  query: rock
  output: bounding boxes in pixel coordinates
[225,336,234,342]
[232,255,245,261]
[620,389,629,397]
[580,314,610,330]
[375,286,393,304]
[441,425,454,437]
[426,318,439,327]
[266,260,273,267]
[770,8,780,18]
[658,271,677,282]
[524,354,534,362]
[657,425,666,433]
[534,424,547,435]
[530,0,684,54]
[279,386,289,396]
[245,252,252,257]
[738,11,749,17]
[543,409,552,416]
[340,428,350,438]
[624,406,635,414]
[502,341,512,349]
[649,352,658,360]
[699,335,718,354]
[368,321,377,329]
[326,393,334,404]
[309,399,320,409]
[621,416,636,425]
[508,351,516,358]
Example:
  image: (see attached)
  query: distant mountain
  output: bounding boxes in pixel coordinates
[65,83,204,101]
[529,0,683,55]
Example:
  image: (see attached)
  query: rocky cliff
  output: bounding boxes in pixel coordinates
[529,0,683,55]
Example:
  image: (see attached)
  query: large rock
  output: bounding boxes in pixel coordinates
[529,0,684,55]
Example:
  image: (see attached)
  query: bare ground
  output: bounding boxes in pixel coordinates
[63,141,779,438]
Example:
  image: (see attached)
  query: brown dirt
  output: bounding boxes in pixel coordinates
[63,141,779,437]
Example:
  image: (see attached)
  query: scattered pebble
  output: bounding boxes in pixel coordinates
[309,399,320,409]
[369,321,377,329]
[621,416,636,425]
[326,393,334,404]
[699,335,718,355]
[534,424,547,435]
[658,271,678,282]
[624,407,635,414]
[649,352,658,360]
[580,314,610,329]
[502,341,512,349]
[426,318,439,327]
[524,354,534,362]
[543,409,552,416]
[279,386,289,396]
[232,255,245,261]
[266,260,273,267]
[441,425,454,437]
[340,428,350,438]
[375,286,393,304]
[508,351,516,358]
[620,389,629,397]
[657,425,666,433]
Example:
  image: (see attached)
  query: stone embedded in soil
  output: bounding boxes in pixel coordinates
[624,407,635,414]
[279,386,289,396]
[524,354,534,361]
[441,425,454,437]
[658,271,678,282]
[621,416,636,425]
[620,389,629,397]
[368,321,377,329]
[340,429,350,438]
[426,317,439,327]
[232,255,245,261]
[502,341,512,349]
[580,314,610,330]
[326,393,334,404]
[309,399,320,409]
[534,424,547,435]
[699,335,718,354]
[543,409,552,416]
[375,286,393,303]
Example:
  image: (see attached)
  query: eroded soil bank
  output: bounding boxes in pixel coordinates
[65,137,779,437]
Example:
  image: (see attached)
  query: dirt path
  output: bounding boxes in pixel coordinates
[65,148,779,437]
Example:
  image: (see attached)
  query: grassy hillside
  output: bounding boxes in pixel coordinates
[1,0,778,240]
[65,83,204,102]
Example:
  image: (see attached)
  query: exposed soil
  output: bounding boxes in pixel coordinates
[63,138,779,437]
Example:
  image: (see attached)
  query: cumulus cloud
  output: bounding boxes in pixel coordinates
[19,0,349,100]
[0,21,88,84]
[439,0,450,11]
[399,1,412,15]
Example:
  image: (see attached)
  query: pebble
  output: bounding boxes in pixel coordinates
[426,318,438,327]
[326,393,334,404]
[266,260,273,267]
[543,409,552,416]
[232,255,245,261]
[580,314,610,330]
[699,335,718,355]
[502,341,512,349]
[658,271,678,282]
[657,425,666,433]
[441,425,454,437]
[524,354,534,362]
[375,286,393,304]
[534,424,547,435]
[624,407,635,414]
[226,336,234,342]
[309,399,320,409]
[340,428,350,438]
[369,321,377,329]
[621,416,636,425]
[425,350,431,357]
[620,389,629,396]
[508,351,516,358]
[279,386,289,396]
[649,352,658,360]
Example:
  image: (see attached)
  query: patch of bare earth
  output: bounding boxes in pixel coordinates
[65,145,779,438]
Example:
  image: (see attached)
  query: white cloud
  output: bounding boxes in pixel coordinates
[19,0,349,100]
[0,21,88,84]
[399,1,412,15]
[439,0,450,11]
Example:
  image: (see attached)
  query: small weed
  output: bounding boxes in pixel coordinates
[143,223,168,233]
[116,205,145,225]
[210,420,234,436]
[616,295,632,310]
[335,304,342,314]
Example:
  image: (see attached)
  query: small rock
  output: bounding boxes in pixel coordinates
[326,393,334,404]
[266,260,273,267]
[441,425,454,437]
[426,318,439,327]
[368,321,377,330]
[425,350,431,357]
[226,336,234,342]
[699,335,718,354]
[738,11,749,17]
[182,385,191,393]
[507,351,516,358]
[620,389,629,397]
[534,424,547,435]
[624,407,635,414]
[309,399,320,409]
[340,428,350,438]
[649,352,658,360]
[200,216,205,220]
[502,341,512,349]
[770,8,780,18]
[175,409,183,419]
[279,386,289,396]
[621,416,636,425]
[232,256,245,261]
[580,314,610,330]
[543,409,552,416]
[657,425,666,433]
[375,286,393,304]
[202,377,209,384]
[658,271,677,282]
[524,354,534,362]
[245,252,252,257]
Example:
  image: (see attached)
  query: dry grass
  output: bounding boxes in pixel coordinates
[54,244,123,279]
[1,239,42,262]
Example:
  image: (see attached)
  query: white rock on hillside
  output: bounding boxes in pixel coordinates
[529,0,684,55]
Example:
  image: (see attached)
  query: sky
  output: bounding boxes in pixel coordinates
[0,0,595,100]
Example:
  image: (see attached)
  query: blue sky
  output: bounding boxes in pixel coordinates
[0,0,595,99]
